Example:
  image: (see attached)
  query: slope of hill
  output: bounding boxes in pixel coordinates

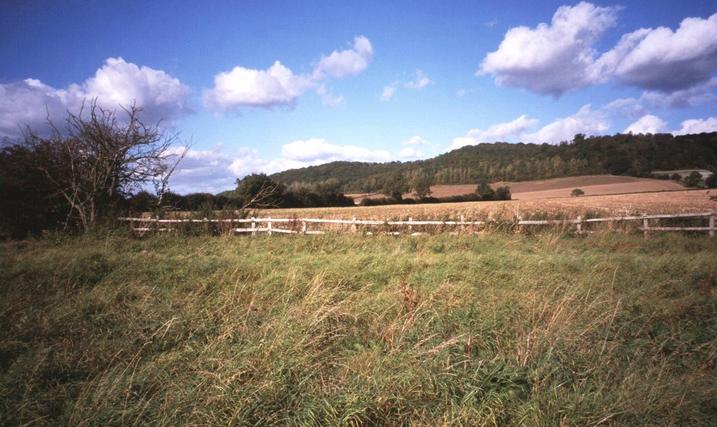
[269,133,717,192]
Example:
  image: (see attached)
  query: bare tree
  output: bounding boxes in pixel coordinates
[25,100,186,232]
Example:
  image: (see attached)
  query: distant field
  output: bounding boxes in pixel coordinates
[267,188,717,219]
[347,175,685,203]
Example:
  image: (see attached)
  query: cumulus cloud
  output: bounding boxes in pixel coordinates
[398,146,426,159]
[481,4,717,96]
[451,114,538,149]
[0,57,190,139]
[204,36,372,112]
[313,36,374,79]
[624,114,667,134]
[640,78,717,108]
[398,136,431,159]
[525,105,609,144]
[280,138,390,164]
[402,135,430,145]
[480,2,618,96]
[170,137,391,193]
[404,69,433,89]
[380,85,396,102]
[672,117,717,135]
[596,13,717,91]
[380,69,433,101]
[316,84,345,107]
[203,61,312,110]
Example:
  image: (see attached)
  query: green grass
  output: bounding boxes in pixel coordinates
[1,232,716,425]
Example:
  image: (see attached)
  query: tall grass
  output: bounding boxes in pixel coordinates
[1,232,716,425]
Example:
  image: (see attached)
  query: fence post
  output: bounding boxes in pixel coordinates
[408,217,413,233]
[301,220,307,235]
[460,215,465,234]
[267,217,272,236]
[516,214,523,234]
[709,211,715,237]
[576,215,582,234]
[351,216,357,233]
[642,214,649,239]
[251,217,256,236]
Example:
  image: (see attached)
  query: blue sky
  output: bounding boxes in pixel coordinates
[1,0,716,193]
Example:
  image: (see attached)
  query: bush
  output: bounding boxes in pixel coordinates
[682,171,703,188]
[705,172,717,188]
[571,188,585,197]
[495,186,512,200]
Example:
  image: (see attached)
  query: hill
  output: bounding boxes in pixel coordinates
[269,133,717,192]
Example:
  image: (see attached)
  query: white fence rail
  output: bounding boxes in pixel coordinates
[118,211,715,237]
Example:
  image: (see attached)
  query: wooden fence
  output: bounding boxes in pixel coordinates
[119,211,715,237]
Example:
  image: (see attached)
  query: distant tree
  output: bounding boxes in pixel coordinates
[128,191,158,213]
[381,173,409,200]
[682,171,703,188]
[571,188,585,197]
[495,186,511,200]
[235,173,285,208]
[475,181,495,201]
[670,173,682,181]
[411,173,433,199]
[706,172,717,188]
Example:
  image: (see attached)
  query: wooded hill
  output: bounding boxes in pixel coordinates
[269,133,717,192]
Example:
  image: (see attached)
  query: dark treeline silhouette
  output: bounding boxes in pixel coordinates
[270,133,717,192]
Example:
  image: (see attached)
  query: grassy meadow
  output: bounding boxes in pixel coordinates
[1,231,716,425]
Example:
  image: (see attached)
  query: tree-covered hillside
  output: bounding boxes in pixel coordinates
[270,133,717,192]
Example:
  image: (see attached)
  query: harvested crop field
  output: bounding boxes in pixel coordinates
[348,175,686,203]
[265,189,717,220]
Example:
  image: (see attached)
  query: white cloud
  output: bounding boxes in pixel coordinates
[597,13,717,91]
[313,36,373,79]
[280,138,390,164]
[673,117,717,135]
[481,4,717,96]
[480,2,618,96]
[525,105,609,144]
[380,69,433,101]
[380,85,396,102]
[399,146,425,159]
[640,78,717,108]
[399,136,430,159]
[203,61,312,110]
[0,57,190,139]
[170,137,391,193]
[403,135,429,146]
[451,114,538,149]
[624,114,667,134]
[204,36,372,112]
[169,146,242,194]
[403,69,433,89]
[316,84,345,107]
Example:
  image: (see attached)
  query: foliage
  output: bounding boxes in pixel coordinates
[269,132,717,192]
[410,172,433,199]
[683,171,703,187]
[571,188,585,197]
[1,233,716,425]
[706,172,717,188]
[475,181,495,200]
[494,185,511,200]
[381,172,410,200]
[0,102,183,236]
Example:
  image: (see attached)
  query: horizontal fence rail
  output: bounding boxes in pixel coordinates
[118,211,716,237]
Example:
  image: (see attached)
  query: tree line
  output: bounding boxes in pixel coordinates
[270,133,717,192]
